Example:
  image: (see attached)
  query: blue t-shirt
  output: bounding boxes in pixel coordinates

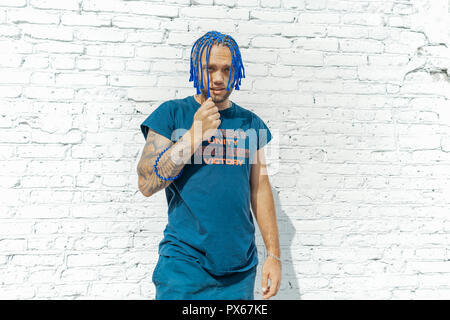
[140,95,272,276]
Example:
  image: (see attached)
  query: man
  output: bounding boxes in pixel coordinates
[137,31,281,300]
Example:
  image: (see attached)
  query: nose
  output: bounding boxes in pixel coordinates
[211,72,224,86]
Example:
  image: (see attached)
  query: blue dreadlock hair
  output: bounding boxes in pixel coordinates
[189,31,245,98]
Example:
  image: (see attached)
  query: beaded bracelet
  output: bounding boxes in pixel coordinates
[153,146,184,181]
[266,251,281,262]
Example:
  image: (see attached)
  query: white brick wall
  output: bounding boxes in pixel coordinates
[0,0,450,300]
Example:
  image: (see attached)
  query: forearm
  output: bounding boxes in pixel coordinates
[138,128,202,196]
[251,184,280,257]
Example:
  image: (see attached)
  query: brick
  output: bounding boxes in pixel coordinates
[21,24,73,41]
[358,65,405,82]
[261,0,280,8]
[297,277,329,290]
[227,8,249,20]
[0,146,15,160]
[110,74,158,87]
[167,32,200,46]
[298,38,338,51]
[0,69,30,83]
[236,0,257,6]
[16,205,70,218]
[34,222,60,234]
[128,3,178,18]
[61,13,111,26]
[30,0,80,10]
[342,13,384,26]
[86,44,134,57]
[253,78,297,91]
[238,21,283,35]
[11,254,62,266]
[299,12,340,24]
[0,222,33,235]
[305,0,326,10]
[112,15,160,29]
[0,53,22,67]
[282,24,325,37]
[136,46,182,59]
[61,268,97,281]
[75,27,126,42]
[192,0,213,4]
[90,282,139,297]
[180,6,229,19]
[251,36,291,48]
[128,87,175,101]
[82,0,129,13]
[279,51,323,66]
[324,53,366,66]
[250,10,296,22]
[214,0,236,6]
[0,239,27,251]
[340,39,384,53]
[67,253,117,267]
[34,42,83,54]
[76,58,101,70]
[0,0,26,7]
[127,31,165,44]
[0,24,20,37]
[282,0,304,8]
[28,269,59,283]
[8,8,59,24]
[165,0,190,4]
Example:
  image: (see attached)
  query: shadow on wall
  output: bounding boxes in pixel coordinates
[254,186,301,300]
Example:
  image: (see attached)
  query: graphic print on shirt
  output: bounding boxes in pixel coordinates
[192,127,265,166]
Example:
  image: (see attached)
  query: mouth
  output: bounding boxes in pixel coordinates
[211,88,225,93]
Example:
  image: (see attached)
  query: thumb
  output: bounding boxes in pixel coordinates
[262,271,269,293]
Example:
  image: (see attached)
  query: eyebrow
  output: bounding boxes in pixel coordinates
[203,64,231,68]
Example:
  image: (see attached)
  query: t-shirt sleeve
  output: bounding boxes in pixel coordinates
[140,101,175,142]
[253,113,272,150]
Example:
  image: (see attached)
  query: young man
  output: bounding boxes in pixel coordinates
[137,31,281,300]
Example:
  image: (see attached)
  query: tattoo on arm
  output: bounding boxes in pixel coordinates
[137,129,186,197]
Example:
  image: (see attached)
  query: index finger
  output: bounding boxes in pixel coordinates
[203,97,216,108]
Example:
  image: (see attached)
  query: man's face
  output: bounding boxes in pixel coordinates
[197,44,234,104]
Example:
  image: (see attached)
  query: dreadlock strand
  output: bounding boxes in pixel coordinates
[223,38,238,90]
[205,40,215,98]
